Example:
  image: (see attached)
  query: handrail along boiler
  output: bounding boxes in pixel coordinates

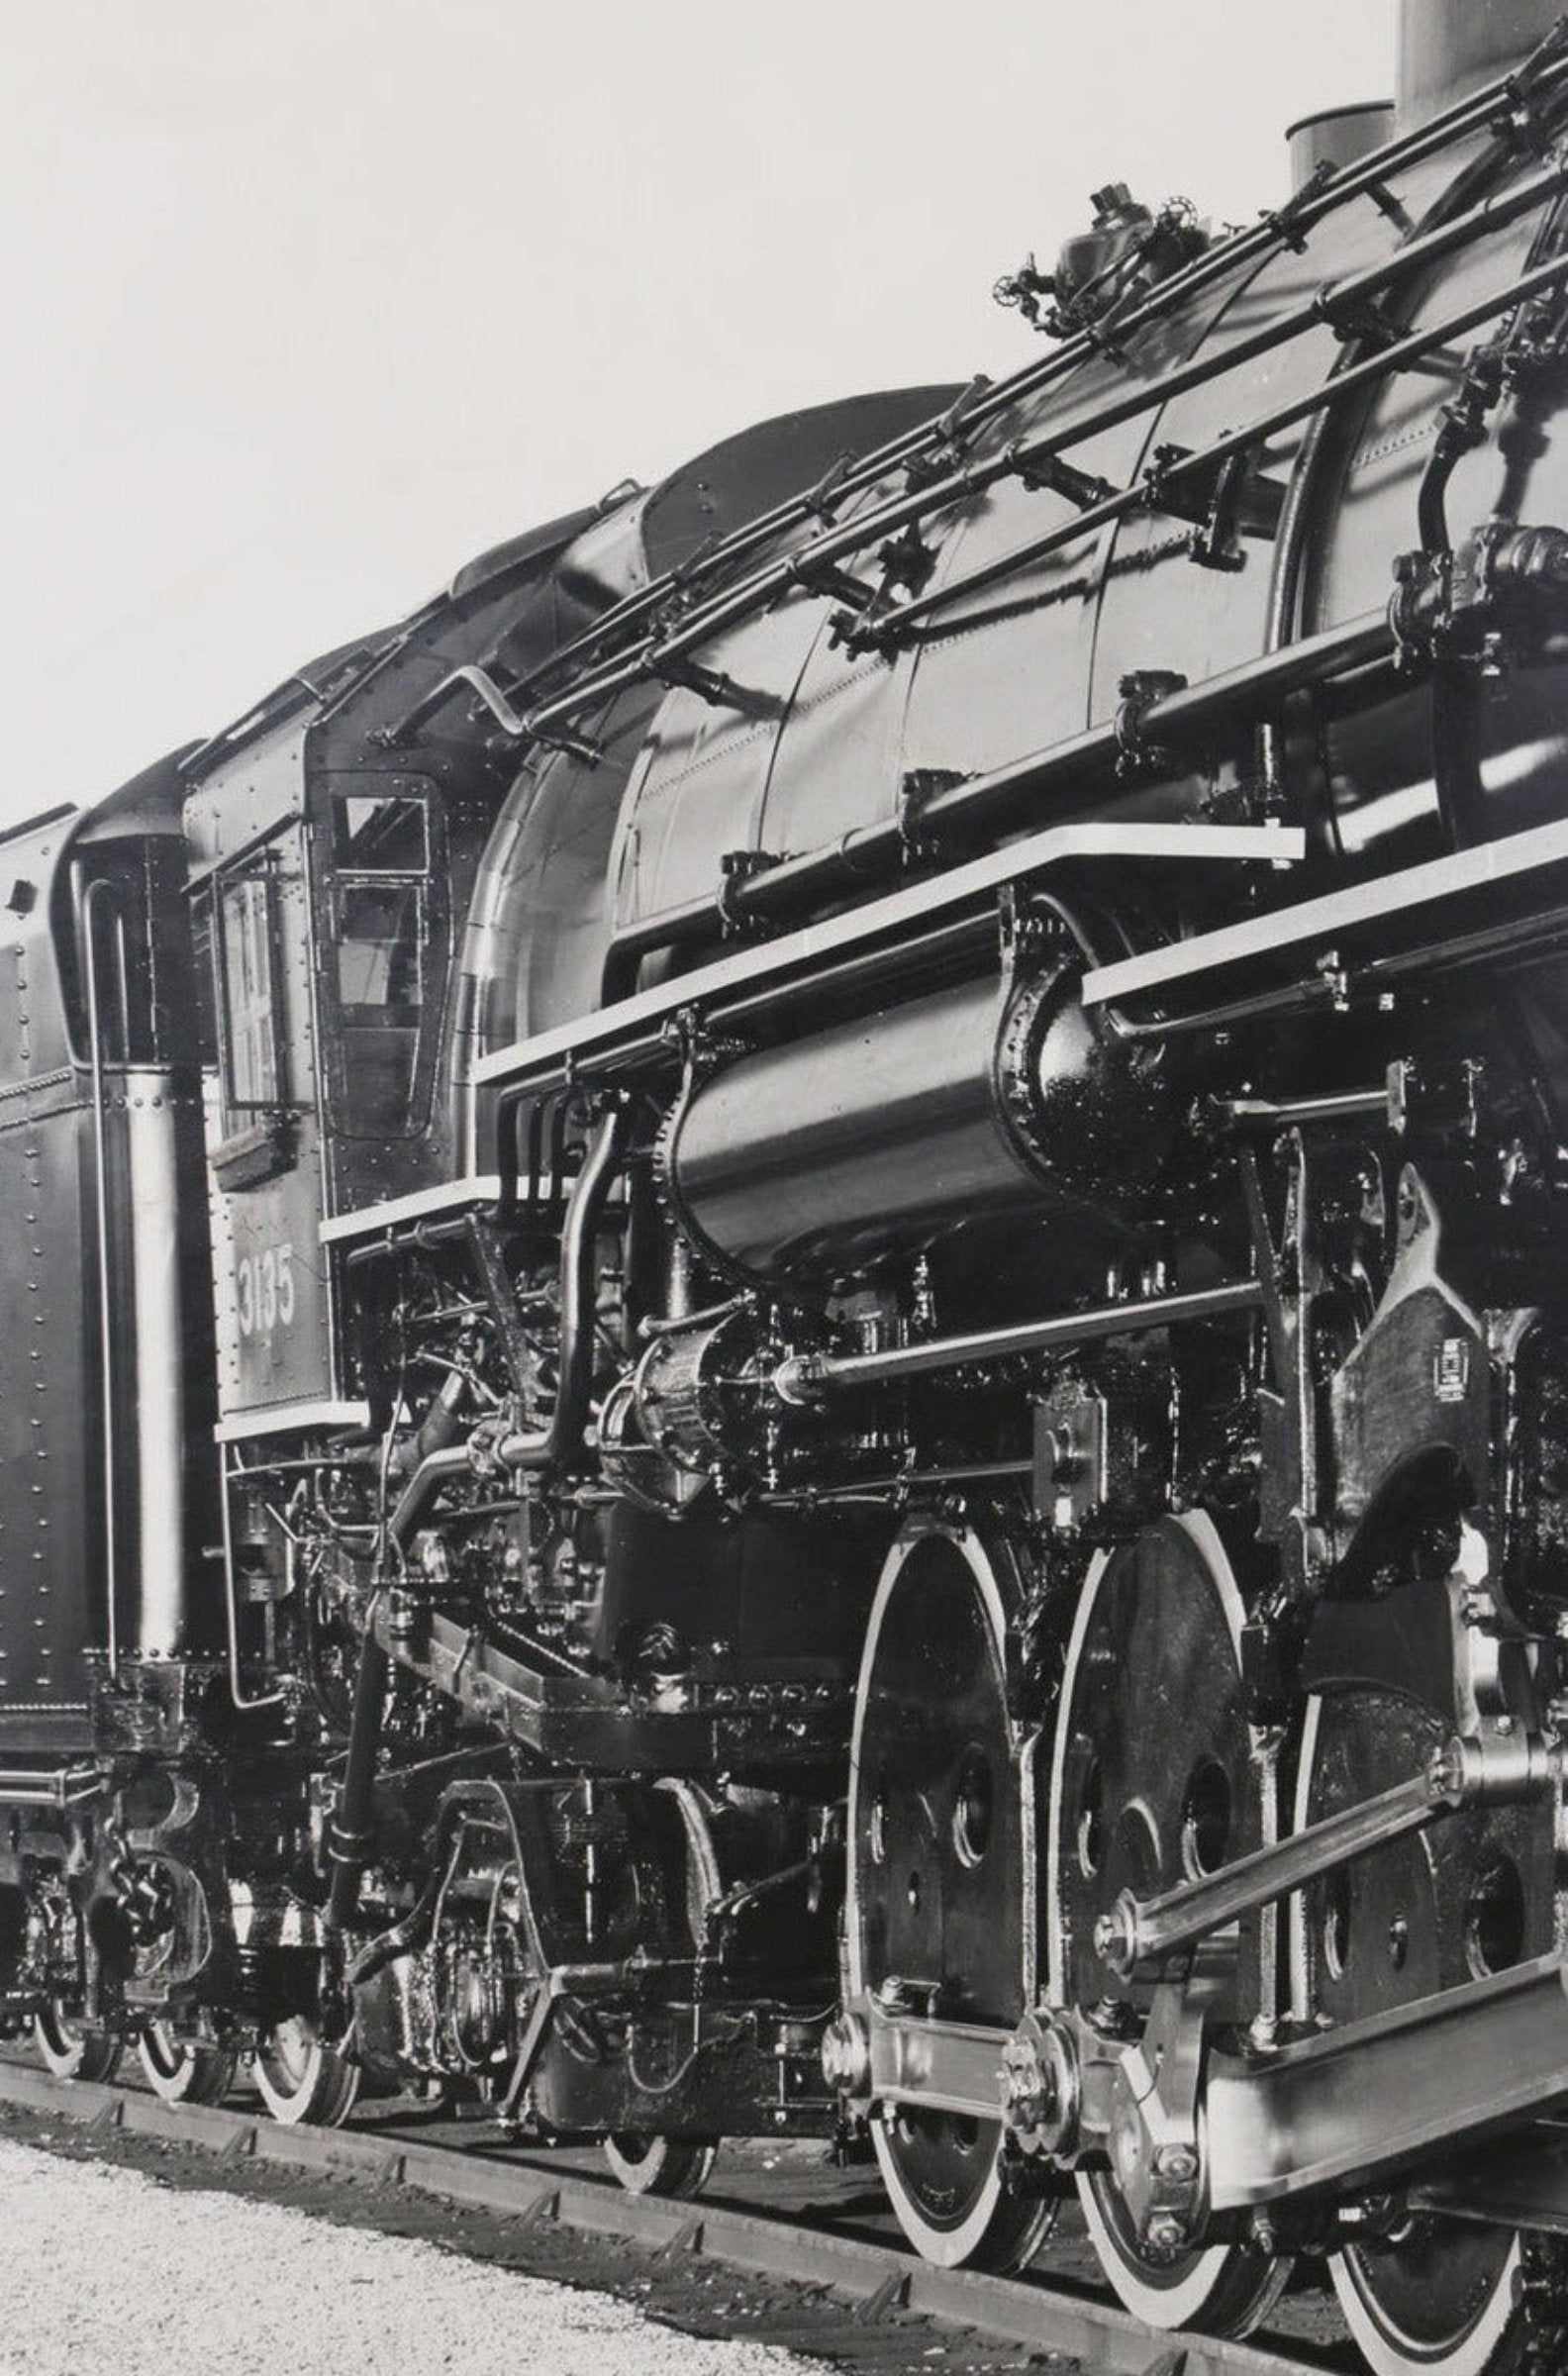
[8,3,1568,2365]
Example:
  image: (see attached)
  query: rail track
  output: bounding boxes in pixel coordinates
[0,2054,1354,2376]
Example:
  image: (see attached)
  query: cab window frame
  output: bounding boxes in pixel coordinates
[315,780,447,1142]
[199,828,296,1188]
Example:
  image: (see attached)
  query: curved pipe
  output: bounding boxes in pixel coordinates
[325,1591,389,1930]
[502,1098,633,1472]
[388,1103,633,1542]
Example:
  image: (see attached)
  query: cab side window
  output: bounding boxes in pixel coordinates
[199,841,294,1188]
[220,869,284,1118]
[323,789,445,1138]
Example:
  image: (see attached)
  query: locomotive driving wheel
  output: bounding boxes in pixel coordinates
[1048,1514,1289,2336]
[1298,1688,1545,2376]
[848,1522,1057,2271]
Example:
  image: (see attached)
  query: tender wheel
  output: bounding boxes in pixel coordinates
[1048,1515,1289,2336]
[1299,1691,1541,2376]
[140,2019,239,2107]
[251,2014,360,2127]
[602,2132,720,2198]
[848,1523,1058,2272]
[33,2001,123,2084]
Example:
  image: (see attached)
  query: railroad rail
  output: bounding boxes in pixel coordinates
[0,2055,1345,2376]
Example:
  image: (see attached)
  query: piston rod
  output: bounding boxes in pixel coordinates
[772,1280,1262,1402]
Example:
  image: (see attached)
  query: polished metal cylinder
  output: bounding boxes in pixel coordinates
[667,972,1033,1283]
[665,958,1166,1289]
[123,1072,188,1656]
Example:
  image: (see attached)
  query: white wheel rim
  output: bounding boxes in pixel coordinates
[141,2022,185,2090]
[1330,2238,1522,2376]
[254,2016,321,2109]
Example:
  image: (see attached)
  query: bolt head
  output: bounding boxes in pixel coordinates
[1144,2213,1187,2262]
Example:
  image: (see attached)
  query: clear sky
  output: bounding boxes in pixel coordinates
[1,1,1394,829]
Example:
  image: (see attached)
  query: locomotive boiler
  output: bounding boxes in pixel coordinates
[12,3,1568,2367]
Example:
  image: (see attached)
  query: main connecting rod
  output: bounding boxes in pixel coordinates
[1094,1731,1561,1981]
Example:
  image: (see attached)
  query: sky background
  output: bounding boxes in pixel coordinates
[2,1,1394,830]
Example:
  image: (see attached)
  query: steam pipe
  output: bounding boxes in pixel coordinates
[501,1099,634,1472]
[325,1410,478,1928]
[327,1108,630,1930]
[325,1594,390,1930]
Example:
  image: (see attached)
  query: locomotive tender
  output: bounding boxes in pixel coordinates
[14,3,1568,2366]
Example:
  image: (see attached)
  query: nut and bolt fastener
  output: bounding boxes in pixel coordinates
[1144,2213,1187,2260]
[1154,2143,1199,2181]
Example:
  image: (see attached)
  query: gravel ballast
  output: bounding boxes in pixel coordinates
[0,2137,829,2376]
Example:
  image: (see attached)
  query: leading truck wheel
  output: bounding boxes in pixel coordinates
[1048,1516,1289,2337]
[847,1524,1057,2273]
[33,2001,122,2085]
[1298,1692,1534,2376]
[251,2014,360,2128]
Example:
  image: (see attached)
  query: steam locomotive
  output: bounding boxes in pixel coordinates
[14,3,1568,2367]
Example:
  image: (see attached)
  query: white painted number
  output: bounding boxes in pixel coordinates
[236,1242,296,1337]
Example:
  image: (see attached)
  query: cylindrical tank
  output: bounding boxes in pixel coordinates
[1398,0,1563,125]
[665,963,1171,1288]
